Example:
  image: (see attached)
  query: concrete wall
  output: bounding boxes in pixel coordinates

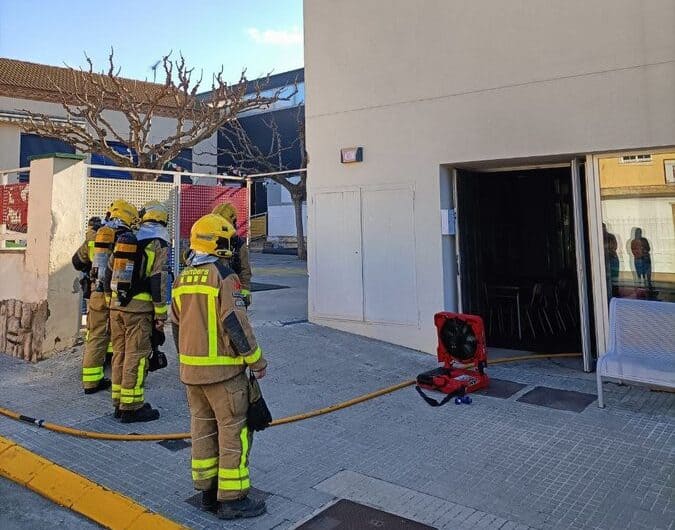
[0,251,25,300]
[304,0,675,353]
[268,204,307,238]
[0,156,87,361]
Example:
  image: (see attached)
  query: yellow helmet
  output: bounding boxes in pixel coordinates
[108,199,139,226]
[189,214,236,257]
[139,200,169,225]
[212,202,238,226]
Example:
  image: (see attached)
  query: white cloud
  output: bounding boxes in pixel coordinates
[246,27,302,46]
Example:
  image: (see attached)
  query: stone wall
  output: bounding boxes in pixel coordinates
[0,298,47,362]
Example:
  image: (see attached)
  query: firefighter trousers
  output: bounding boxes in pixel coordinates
[110,309,152,411]
[186,373,252,502]
[82,293,112,389]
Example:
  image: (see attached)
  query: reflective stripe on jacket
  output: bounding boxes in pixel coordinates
[171,259,266,385]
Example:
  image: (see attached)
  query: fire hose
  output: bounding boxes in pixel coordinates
[0,353,581,442]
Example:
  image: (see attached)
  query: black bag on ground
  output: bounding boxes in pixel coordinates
[247,373,272,431]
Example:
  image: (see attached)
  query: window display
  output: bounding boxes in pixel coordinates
[599,152,675,303]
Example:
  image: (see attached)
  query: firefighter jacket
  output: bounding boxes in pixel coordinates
[170,256,266,386]
[71,227,98,275]
[231,236,251,294]
[106,237,169,320]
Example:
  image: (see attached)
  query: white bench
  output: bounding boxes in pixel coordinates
[596,298,675,408]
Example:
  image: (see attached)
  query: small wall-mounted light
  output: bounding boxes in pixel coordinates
[340,147,363,164]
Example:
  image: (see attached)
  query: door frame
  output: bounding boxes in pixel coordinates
[453,161,595,364]
[571,158,593,371]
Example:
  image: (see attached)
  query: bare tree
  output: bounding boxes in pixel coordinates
[214,105,307,260]
[19,50,283,181]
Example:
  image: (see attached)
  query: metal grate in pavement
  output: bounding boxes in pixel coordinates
[185,488,271,514]
[157,439,191,452]
[475,378,527,399]
[295,499,435,530]
[517,386,596,412]
[251,282,289,292]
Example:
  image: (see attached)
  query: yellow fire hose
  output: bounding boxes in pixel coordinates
[0,353,581,442]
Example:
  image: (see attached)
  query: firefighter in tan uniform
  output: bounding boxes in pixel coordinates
[72,206,130,394]
[171,214,267,519]
[107,201,169,423]
[212,202,252,307]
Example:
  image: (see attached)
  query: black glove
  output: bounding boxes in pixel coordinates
[79,276,92,299]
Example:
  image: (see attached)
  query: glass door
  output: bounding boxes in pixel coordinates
[571,159,593,371]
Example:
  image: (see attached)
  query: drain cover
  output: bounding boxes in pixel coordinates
[251,282,289,292]
[157,439,191,452]
[517,386,596,412]
[185,488,271,513]
[475,378,526,399]
[296,500,435,529]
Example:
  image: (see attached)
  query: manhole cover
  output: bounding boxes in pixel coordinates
[517,386,596,412]
[475,378,526,399]
[185,488,271,513]
[296,500,435,529]
[157,439,191,452]
[251,282,289,292]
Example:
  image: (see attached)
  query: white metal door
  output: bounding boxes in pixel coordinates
[312,189,364,320]
[571,159,593,371]
[361,186,417,324]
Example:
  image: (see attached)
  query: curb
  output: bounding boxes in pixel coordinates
[0,435,187,530]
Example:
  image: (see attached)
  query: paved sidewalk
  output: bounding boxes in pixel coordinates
[0,253,673,529]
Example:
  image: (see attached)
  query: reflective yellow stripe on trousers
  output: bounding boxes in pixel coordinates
[82,366,104,383]
[120,357,146,404]
[218,426,250,492]
[192,456,218,481]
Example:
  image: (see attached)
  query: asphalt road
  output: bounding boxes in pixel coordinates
[0,476,100,530]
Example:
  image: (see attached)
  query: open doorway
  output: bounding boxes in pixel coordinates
[456,167,582,353]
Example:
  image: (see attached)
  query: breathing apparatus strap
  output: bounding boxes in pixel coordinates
[414,385,462,407]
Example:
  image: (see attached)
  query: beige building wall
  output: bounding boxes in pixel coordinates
[0,123,21,172]
[304,0,675,353]
[0,96,217,175]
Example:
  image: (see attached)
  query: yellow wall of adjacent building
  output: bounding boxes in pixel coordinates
[599,152,675,188]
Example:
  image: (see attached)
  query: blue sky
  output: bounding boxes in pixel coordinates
[0,0,303,84]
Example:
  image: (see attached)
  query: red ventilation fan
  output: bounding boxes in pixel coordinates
[416,312,489,406]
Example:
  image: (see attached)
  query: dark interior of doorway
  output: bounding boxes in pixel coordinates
[457,167,582,353]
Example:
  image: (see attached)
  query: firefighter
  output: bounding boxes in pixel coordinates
[107,200,169,423]
[212,202,252,307]
[171,214,267,519]
[136,201,171,372]
[71,206,129,394]
[72,216,102,301]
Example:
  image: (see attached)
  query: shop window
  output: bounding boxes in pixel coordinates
[599,151,675,304]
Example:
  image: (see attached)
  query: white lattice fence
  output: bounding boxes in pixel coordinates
[85,177,177,237]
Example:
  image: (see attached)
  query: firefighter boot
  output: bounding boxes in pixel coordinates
[217,496,266,520]
[120,403,160,423]
[84,378,112,394]
[201,490,217,512]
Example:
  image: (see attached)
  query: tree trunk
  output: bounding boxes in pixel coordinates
[292,194,306,261]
